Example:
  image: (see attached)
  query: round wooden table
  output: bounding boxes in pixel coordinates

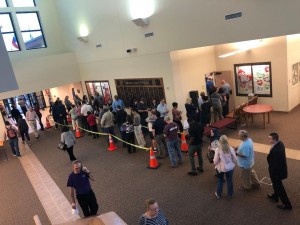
[243,104,273,128]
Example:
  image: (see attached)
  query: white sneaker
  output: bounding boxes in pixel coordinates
[215,192,221,199]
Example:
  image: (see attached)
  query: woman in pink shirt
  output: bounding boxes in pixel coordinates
[213,135,237,199]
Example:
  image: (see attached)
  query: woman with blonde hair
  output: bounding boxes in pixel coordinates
[185,97,198,120]
[213,135,237,199]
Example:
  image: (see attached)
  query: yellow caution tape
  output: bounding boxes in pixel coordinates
[52,119,150,151]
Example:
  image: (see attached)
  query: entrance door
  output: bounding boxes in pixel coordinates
[214,71,234,112]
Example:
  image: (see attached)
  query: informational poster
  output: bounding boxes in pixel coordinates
[234,62,272,97]
[235,65,253,95]
[292,63,299,86]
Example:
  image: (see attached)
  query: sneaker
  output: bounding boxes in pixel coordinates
[13,154,17,157]
[214,192,221,199]
[28,142,32,146]
[153,148,158,153]
[35,135,39,139]
[188,171,198,176]
[17,155,21,158]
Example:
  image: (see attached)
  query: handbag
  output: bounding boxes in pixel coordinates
[206,150,215,163]
[58,142,68,150]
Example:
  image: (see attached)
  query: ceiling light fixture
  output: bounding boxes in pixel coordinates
[219,39,263,58]
[77,36,88,43]
[132,18,149,27]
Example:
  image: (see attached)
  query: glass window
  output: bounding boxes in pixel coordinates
[0,0,7,7]
[16,12,46,50]
[12,0,35,7]
[0,13,20,51]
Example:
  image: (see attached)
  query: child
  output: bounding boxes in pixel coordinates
[87,111,99,139]
[17,115,31,145]
[123,115,136,153]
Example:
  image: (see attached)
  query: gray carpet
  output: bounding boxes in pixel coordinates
[224,104,300,150]
[28,126,300,225]
[0,143,51,225]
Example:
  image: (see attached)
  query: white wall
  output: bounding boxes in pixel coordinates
[79,52,175,106]
[48,82,83,105]
[287,34,300,111]
[215,36,288,111]
[170,46,216,116]
[0,53,81,100]
[53,0,300,64]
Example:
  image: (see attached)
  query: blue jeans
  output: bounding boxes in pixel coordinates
[9,138,20,157]
[217,169,234,198]
[166,139,183,166]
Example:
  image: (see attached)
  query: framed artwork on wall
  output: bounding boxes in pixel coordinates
[234,62,272,97]
[292,63,299,86]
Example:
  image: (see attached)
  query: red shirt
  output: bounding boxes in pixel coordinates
[87,114,96,126]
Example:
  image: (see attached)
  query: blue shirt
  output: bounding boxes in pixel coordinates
[237,138,255,169]
[112,99,125,112]
[67,171,92,195]
[156,103,168,117]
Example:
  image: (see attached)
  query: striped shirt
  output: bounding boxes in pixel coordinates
[139,209,168,225]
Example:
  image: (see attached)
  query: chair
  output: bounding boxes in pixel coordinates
[248,95,258,105]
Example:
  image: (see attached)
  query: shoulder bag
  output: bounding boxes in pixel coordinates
[58,142,68,150]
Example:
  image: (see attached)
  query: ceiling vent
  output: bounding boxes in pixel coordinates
[225,12,242,20]
[145,32,154,38]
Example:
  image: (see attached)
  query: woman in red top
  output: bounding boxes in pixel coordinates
[87,111,99,139]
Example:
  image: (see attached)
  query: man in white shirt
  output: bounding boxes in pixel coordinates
[81,102,93,132]
[26,107,40,138]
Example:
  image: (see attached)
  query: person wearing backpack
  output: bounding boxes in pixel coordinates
[3,121,21,158]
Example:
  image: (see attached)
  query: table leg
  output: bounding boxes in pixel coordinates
[245,113,249,127]
[263,113,266,129]
[267,112,270,123]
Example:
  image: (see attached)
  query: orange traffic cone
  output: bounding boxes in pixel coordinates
[181,133,188,152]
[75,125,81,138]
[147,147,160,169]
[107,134,118,151]
[45,116,52,129]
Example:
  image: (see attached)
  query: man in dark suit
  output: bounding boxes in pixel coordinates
[267,133,292,210]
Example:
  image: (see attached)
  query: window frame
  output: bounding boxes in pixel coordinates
[0,12,21,52]
[16,11,47,50]
[11,0,36,7]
